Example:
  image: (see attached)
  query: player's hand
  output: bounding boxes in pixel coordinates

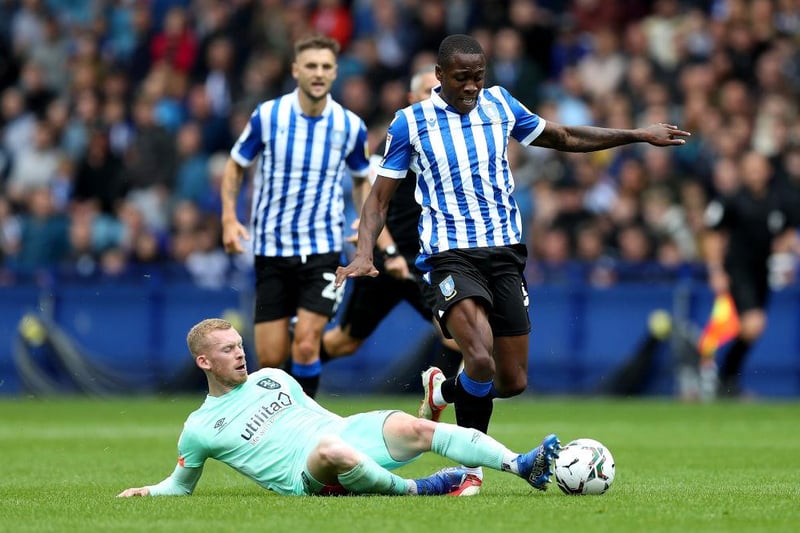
[335,255,378,287]
[221,218,250,254]
[117,487,150,498]
[642,123,691,146]
[384,255,410,280]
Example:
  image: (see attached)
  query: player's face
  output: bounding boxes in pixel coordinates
[436,53,485,114]
[200,328,248,387]
[409,71,439,104]
[293,47,338,103]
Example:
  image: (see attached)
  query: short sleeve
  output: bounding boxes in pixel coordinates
[376,111,412,180]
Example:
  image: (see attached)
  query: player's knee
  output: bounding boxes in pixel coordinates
[408,416,436,443]
[464,353,495,375]
[314,436,359,471]
[493,374,527,398]
[293,337,320,362]
[334,337,363,357]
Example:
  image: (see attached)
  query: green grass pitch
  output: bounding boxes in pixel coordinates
[1,395,798,533]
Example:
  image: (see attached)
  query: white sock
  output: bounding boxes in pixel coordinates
[432,385,446,407]
[463,466,484,479]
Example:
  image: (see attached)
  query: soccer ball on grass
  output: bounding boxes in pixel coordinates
[554,438,615,495]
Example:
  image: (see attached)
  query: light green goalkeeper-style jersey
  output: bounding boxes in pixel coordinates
[153,368,344,496]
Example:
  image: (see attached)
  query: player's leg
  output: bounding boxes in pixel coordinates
[304,422,464,496]
[320,274,401,361]
[288,253,344,397]
[290,308,329,397]
[253,256,295,368]
[253,319,291,368]
[381,412,561,491]
[487,244,532,398]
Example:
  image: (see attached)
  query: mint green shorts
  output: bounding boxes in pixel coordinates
[301,410,421,495]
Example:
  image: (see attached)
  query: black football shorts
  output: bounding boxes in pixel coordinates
[254,253,343,322]
[424,244,531,339]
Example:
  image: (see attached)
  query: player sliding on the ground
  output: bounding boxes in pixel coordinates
[117,319,561,497]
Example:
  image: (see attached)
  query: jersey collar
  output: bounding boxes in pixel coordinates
[291,89,333,119]
[430,86,482,115]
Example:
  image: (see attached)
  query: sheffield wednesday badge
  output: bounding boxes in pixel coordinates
[439,275,457,301]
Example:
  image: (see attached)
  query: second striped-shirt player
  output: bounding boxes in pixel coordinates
[221,34,370,398]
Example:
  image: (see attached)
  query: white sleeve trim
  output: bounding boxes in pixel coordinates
[520,118,547,146]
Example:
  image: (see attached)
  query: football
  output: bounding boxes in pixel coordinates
[554,438,615,495]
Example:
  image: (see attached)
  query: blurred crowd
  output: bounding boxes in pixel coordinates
[0,0,799,289]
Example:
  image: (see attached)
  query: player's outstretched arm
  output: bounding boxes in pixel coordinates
[533,122,690,152]
[117,464,203,497]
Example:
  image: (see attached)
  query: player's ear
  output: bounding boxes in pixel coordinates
[195,355,211,370]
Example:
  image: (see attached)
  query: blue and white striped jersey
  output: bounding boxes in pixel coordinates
[377,85,546,271]
[231,90,370,257]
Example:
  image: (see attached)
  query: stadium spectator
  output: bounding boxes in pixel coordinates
[337,33,688,496]
[116,318,561,498]
[9,186,69,272]
[6,119,61,205]
[71,126,125,215]
[220,35,370,398]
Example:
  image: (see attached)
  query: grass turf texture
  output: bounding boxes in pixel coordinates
[1,396,798,533]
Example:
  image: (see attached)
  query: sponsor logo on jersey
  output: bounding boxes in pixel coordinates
[240,392,294,442]
[214,417,226,430]
[380,133,393,167]
[257,377,281,390]
[439,275,457,301]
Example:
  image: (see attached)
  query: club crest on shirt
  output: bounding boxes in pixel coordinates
[483,103,502,124]
[439,275,457,301]
[257,377,281,390]
[330,130,346,149]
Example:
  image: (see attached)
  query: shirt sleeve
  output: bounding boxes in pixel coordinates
[146,463,204,496]
[500,87,546,145]
[230,106,264,167]
[346,120,370,178]
[376,111,412,180]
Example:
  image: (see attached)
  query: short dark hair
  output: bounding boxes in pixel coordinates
[437,34,484,68]
[294,34,340,58]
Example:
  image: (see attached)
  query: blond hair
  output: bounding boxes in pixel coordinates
[186,318,232,358]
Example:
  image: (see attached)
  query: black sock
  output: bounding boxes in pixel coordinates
[319,339,332,364]
[453,376,494,434]
[719,337,752,382]
[435,346,463,378]
[441,376,457,404]
[292,375,320,398]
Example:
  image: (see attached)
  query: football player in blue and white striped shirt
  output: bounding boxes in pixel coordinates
[337,34,689,494]
[221,35,370,398]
